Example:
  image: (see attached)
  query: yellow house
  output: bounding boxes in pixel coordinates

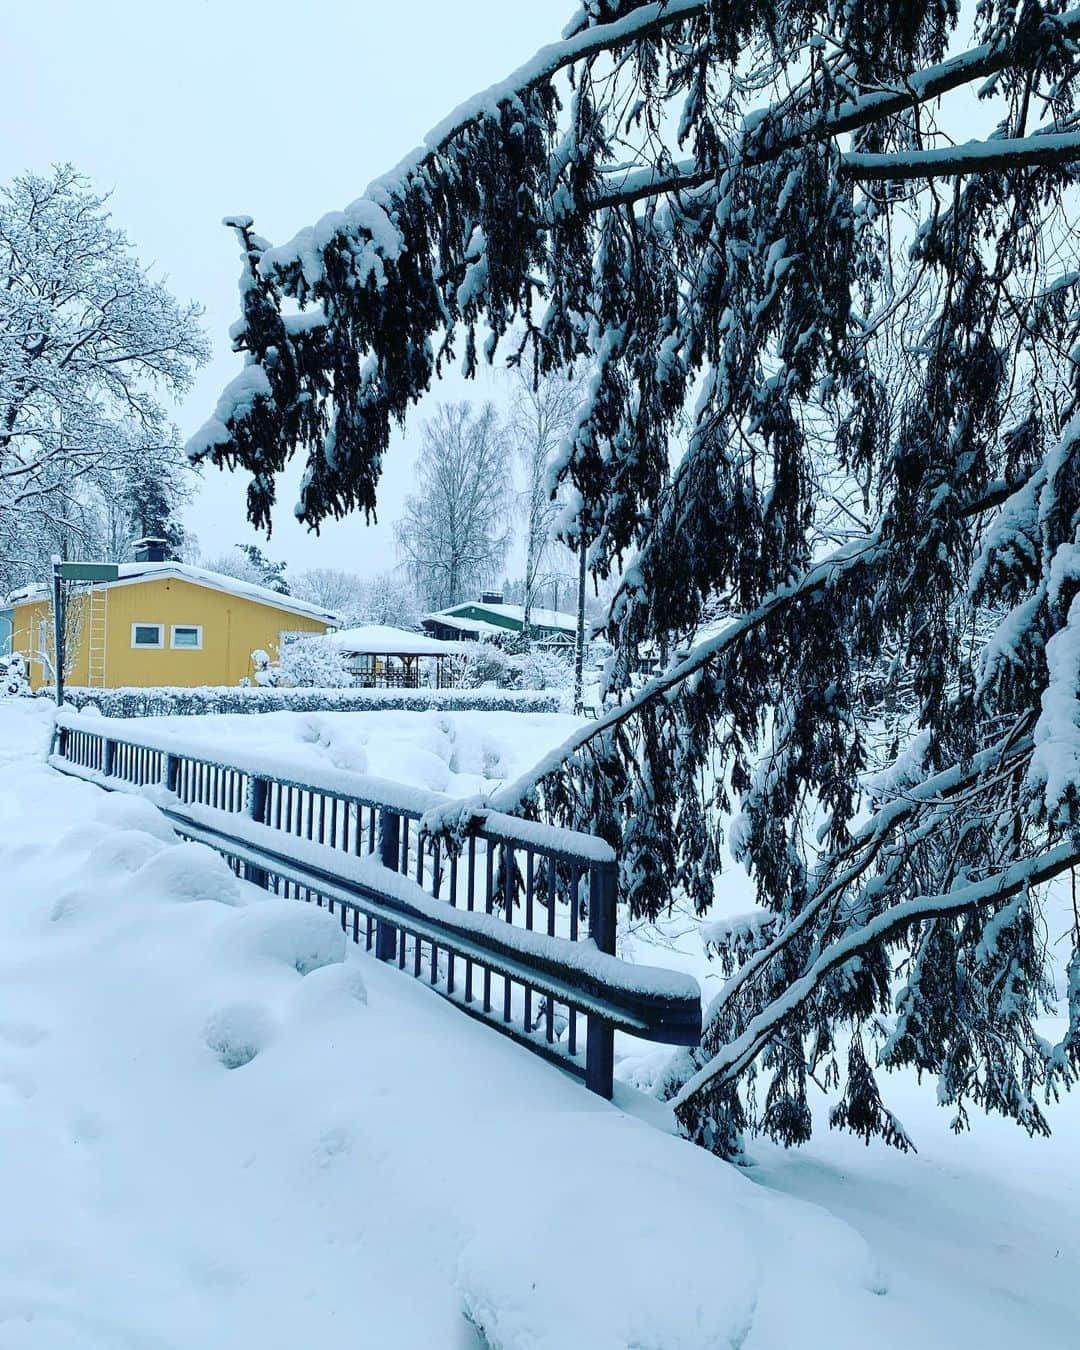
[6,545,338,691]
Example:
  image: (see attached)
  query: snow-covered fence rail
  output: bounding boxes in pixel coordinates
[50,711,700,1097]
[53,685,563,717]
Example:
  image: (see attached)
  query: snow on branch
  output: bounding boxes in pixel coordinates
[672,840,1080,1120]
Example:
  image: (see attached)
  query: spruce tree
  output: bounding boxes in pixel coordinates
[190,1,1080,1155]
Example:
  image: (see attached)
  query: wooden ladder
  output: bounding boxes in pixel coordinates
[85,586,108,687]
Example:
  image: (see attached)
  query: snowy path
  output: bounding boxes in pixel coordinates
[2,699,1078,1347]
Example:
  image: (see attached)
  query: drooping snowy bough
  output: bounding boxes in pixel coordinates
[191,1,1080,1156]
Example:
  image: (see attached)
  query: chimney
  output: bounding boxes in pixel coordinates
[480,590,504,605]
[133,537,168,564]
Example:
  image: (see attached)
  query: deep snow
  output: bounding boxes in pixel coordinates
[2,698,1079,1348]
[108,706,587,798]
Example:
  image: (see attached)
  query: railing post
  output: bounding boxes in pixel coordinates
[245,776,270,889]
[102,739,116,779]
[163,752,179,794]
[585,859,618,1098]
[376,808,400,961]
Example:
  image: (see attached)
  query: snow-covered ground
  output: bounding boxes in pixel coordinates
[106,706,587,797]
[2,697,1079,1348]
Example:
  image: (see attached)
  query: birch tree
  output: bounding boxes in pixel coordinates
[395,403,510,610]
[507,357,582,630]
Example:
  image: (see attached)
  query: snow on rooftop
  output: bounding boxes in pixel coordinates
[426,601,578,634]
[6,563,341,627]
[422,612,515,638]
[328,624,462,656]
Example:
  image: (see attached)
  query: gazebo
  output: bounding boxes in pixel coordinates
[328,625,462,689]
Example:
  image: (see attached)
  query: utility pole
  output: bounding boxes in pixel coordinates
[52,557,65,707]
[573,539,587,715]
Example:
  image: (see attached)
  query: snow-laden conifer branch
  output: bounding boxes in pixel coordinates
[191,0,1080,1153]
[672,839,1080,1123]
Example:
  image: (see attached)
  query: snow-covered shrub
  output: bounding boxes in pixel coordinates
[460,642,518,689]
[273,634,354,689]
[0,652,29,697]
[455,639,575,691]
[250,649,276,687]
[57,686,562,717]
[518,645,573,690]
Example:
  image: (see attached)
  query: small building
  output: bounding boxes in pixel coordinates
[328,624,462,689]
[6,540,339,691]
[423,592,578,647]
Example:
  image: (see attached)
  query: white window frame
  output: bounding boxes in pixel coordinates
[131,622,164,649]
[169,624,203,651]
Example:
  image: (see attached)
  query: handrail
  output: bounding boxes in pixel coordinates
[52,708,613,860]
[49,714,701,1097]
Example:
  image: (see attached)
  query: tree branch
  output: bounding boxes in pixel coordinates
[673,840,1080,1117]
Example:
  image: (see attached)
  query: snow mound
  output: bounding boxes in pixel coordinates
[288,962,368,1020]
[227,898,347,975]
[92,791,178,843]
[204,1000,276,1069]
[134,842,242,907]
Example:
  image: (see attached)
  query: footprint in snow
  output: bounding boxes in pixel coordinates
[0,1020,48,1048]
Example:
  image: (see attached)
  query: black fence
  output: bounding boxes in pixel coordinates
[51,714,700,1097]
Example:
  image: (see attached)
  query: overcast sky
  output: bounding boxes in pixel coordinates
[2,1,568,578]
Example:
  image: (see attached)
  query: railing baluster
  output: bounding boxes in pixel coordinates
[375,810,399,961]
[465,837,476,1005]
[245,777,270,889]
[503,846,514,1023]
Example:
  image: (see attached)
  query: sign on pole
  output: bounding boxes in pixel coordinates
[55,562,120,583]
[51,561,119,705]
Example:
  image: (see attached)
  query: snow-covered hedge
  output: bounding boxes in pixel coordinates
[55,686,563,718]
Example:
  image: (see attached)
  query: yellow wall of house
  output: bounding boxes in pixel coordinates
[11,578,328,691]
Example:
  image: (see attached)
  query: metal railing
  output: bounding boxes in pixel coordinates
[50,712,701,1097]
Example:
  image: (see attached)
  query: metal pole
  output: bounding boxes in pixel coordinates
[376,809,400,960]
[585,860,618,1098]
[573,538,587,715]
[52,561,65,708]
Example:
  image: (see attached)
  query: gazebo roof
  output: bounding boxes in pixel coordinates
[328,624,461,657]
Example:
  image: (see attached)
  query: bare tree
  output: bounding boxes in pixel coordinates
[395,403,510,611]
[358,570,423,630]
[291,567,368,622]
[507,358,582,631]
[0,165,208,591]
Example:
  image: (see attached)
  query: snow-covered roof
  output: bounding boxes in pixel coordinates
[423,613,515,638]
[328,624,461,657]
[427,601,578,633]
[6,563,341,627]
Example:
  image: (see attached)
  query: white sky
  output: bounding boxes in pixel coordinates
[1,0,569,578]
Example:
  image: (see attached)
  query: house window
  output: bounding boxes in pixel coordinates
[131,623,164,649]
[170,625,203,650]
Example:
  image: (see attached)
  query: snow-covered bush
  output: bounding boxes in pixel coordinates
[455,639,575,691]
[250,649,276,687]
[518,645,573,690]
[456,641,519,689]
[0,652,29,697]
[57,686,562,717]
[272,634,354,689]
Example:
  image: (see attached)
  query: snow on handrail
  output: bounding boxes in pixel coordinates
[53,707,614,862]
